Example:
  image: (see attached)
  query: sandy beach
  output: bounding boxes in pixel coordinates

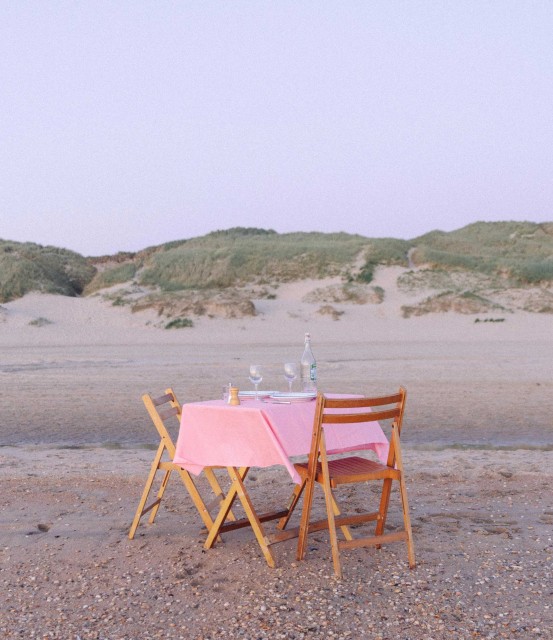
[1,271,552,638]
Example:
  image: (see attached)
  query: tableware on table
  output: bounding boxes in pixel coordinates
[269,391,317,403]
[238,390,276,399]
[283,362,298,392]
[229,386,240,405]
[300,332,317,392]
[222,383,232,403]
[248,364,263,400]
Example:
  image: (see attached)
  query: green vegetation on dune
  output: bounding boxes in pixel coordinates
[411,221,553,284]
[1,222,552,305]
[357,237,411,282]
[165,317,194,329]
[139,228,368,290]
[0,240,96,303]
[84,262,138,294]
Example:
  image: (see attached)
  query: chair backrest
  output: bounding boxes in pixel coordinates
[309,388,407,469]
[141,388,182,459]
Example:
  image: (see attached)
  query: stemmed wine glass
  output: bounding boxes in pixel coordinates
[249,364,263,400]
[283,362,297,393]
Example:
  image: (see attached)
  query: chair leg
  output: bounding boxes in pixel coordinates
[392,430,416,568]
[316,442,342,578]
[331,494,353,542]
[205,467,247,550]
[374,478,393,544]
[227,466,276,569]
[148,468,171,524]
[277,480,306,530]
[128,442,165,539]
[322,477,342,579]
[204,467,236,521]
[175,467,218,534]
[297,474,317,562]
[398,472,416,568]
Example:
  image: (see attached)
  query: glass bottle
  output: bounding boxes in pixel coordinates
[300,332,317,392]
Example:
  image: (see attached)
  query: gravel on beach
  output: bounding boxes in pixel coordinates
[1,446,552,640]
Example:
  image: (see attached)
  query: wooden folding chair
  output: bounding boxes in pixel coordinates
[285,388,415,578]
[128,388,233,540]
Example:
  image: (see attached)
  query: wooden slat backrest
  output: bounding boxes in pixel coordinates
[322,407,401,424]
[323,392,403,409]
[142,388,182,459]
[308,388,407,473]
[152,392,174,407]
[157,405,180,421]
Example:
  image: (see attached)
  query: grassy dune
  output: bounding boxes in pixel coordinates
[0,240,95,302]
[412,221,553,283]
[2,223,552,314]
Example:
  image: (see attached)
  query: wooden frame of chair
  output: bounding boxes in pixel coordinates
[128,388,234,540]
[284,388,415,578]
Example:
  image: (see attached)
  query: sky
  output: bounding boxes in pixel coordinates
[1,1,553,256]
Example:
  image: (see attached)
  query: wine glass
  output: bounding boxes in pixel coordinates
[283,362,297,393]
[249,364,263,400]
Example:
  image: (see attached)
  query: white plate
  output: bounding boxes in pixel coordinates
[238,390,276,398]
[269,392,317,403]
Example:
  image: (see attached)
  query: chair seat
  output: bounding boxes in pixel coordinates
[295,455,400,486]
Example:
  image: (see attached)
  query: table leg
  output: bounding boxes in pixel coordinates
[204,466,276,569]
[204,466,247,550]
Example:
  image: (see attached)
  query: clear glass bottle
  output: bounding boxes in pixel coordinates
[300,332,317,392]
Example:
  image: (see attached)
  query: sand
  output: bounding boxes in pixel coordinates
[1,269,552,638]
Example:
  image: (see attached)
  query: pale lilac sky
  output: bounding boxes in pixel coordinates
[1,1,552,256]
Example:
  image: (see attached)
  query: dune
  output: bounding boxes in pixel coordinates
[1,265,550,346]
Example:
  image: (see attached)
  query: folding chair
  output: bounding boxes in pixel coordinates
[284,388,415,578]
[128,388,233,539]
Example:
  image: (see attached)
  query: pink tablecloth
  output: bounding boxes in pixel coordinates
[173,396,389,484]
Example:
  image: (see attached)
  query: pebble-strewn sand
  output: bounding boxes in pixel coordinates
[1,273,552,639]
[1,447,551,639]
